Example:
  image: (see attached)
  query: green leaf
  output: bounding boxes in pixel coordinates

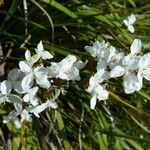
[2,0,21,28]
[77,8,103,16]
[115,139,123,150]
[13,137,21,150]
[43,0,78,19]
[127,0,136,7]
[126,139,144,150]
[96,132,108,150]
[118,139,132,150]
[56,111,64,130]
[136,91,150,101]
[63,140,70,150]
[0,11,48,30]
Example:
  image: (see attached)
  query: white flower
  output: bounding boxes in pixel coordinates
[19,61,51,90]
[123,39,142,71]
[108,39,143,93]
[0,80,12,103]
[96,46,118,70]
[35,41,53,60]
[23,86,39,106]
[95,69,109,83]
[123,72,143,94]
[85,40,109,60]
[19,61,34,90]
[24,41,53,65]
[3,106,31,127]
[122,39,143,93]
[0,80,22,104]
[25,49,39,65]
[90,85,108,109]
[29,100,57,118]
[95,45,124,79]
[123,14,136,33]
[123,54,139,71]
[85,41,124,78]
[48,55,84,81]
[34,66,51,89]
[29,89,59,117]
[3,111,21,128]
[86,70,109,109]
[20,109,32,122]
[110,39,142,76]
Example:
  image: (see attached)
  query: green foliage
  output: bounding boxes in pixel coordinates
[0,0,150,149]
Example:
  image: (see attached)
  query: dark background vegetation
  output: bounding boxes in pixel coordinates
[0,0,150,149]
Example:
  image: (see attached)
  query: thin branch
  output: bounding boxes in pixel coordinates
[78,99,84,150]
[23,0,28,34]
[30,0,54,50]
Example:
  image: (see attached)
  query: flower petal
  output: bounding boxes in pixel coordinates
[97,59,106,70]
[29,86,38,96]
[8,94,23,103]
[47,100,58,109]
[35,40,43,53]
[90,95,97,109]
[85,41,101,58]
[128,14,136,25]
[34,66,50,88]
[41,51,53,59]
[19,61,32,73]
[123,54,139,70]
[8,68,25,93]
[21,74,34,91]
[25,49,31,61]
[34,66,48,76]
[128,25,134,33]
[0,96,9,104]
[75,60,87,69]
[139,53,150,69]
[94,69,109,83]
[143,68,150,81]
[1,80,12,95]
[123,73,143,94]
[30,96,39,106]
[130,39,142,55]
[14,118,21,128]
[21,109,32,122]
[36,76,51,89]
[31,54,40,64]
[95,85,109,101]
[14,103,22,112]
[110,65,125,78]
[23,94,30,102]
[30,102,48,118]
[8,68,24,81]
[123,19,129,27]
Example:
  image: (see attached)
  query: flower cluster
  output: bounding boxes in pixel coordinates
[0,13,149,127]
[123,14,136,33]
[85,38,150,109]
[0,41,86,128]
